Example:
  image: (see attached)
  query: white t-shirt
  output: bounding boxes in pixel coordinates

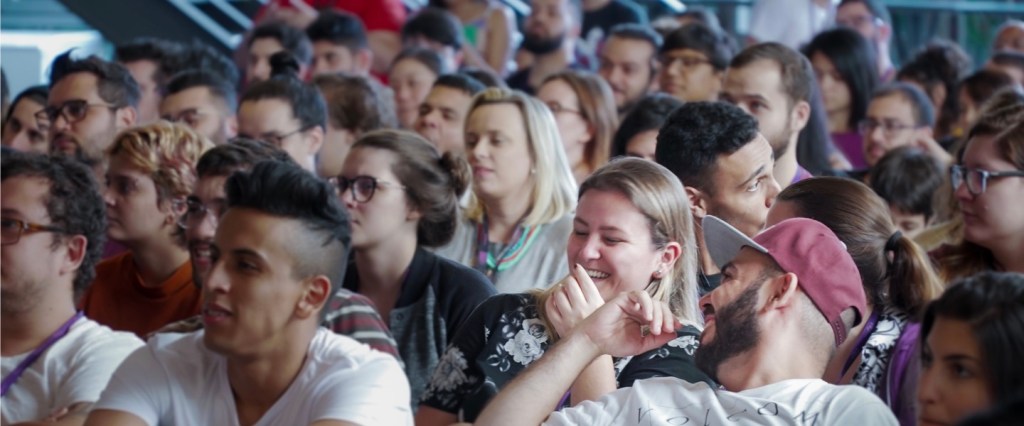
[94,328,411,426]
[545,377,898,425]
[1,317,143,424]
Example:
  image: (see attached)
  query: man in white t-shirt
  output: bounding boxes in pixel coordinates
[476,217,898,425]
[1,151,144,425]
[85,160,411,425]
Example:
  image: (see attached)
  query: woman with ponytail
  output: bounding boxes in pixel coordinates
[237,51,326,172]
[333,129,496,409]
[767,176,944,424]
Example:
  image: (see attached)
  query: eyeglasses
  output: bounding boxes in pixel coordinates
[35,100,116,128]
[1,218,68,245]
[857,119,919,138]
[178,198,226,229]
[950,165,1024,196]
[330,175,406,203]
[241,126,310,147]
[661,55,712,69]
[544,101,583,117]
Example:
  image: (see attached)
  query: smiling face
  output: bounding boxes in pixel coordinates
[567,188,676,302]
[465,103,534,205]
[955,135,1024,251]
[918,317,994,426]
[186,175,228,287]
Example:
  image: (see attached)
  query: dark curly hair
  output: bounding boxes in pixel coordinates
[611,93,682,157]
[49,50,140,109]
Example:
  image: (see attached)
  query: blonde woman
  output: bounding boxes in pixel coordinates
[418,158,712,424]
[434,88,577,294]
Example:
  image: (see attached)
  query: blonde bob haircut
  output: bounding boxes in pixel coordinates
[464,87,577,226]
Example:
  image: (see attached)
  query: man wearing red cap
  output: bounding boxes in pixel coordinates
[475,216,898,425]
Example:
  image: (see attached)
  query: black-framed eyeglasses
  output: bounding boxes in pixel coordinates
[0,218,68,245]
[544,101,583,117]
[329,175,406,203]
[857,119,919,138]
[241,126,311,147]
[950,165,1024,196]
[35,100,116,128]
[178,198,226,229]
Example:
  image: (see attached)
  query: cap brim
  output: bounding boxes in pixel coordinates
[702,215,768,269]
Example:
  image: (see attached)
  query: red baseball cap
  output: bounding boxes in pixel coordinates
[703,216,867,347]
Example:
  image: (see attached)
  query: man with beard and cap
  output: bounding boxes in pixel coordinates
[506,0,584,94]
[41,51,139,180]
[473,216,898,425]
[721,42,814,189]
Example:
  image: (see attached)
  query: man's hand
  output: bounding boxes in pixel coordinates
[576,290,680,359]
[546,264,605,337]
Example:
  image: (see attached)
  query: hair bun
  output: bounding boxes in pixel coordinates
[439,150,471,198]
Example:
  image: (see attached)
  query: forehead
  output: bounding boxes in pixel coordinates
[238,99,297,132]
[390,59,435,78]
[122,60,159,83]
[537,79,577,100]
[426,86,472,108]
[1,175,52,220]
[532,0,568,12]
[194,175,229,201]
[50,72,103,105]
[724,60,787,100]
[467,103,525,132]
[313,40,354,55]
[576,188,648,227]
[867,94,916,121]
[215,207,297,265]
[342,146,399,177]
[712,134,773,187]
[162,87,215,110]
[249,37,284,54]
[603,36,655,59]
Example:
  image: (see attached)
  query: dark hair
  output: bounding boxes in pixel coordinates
[896,40,972,138]
[241,52,327,131]
[960,69,1017,106]
[803,28,880,131]
[224,160,351,320]
[459,66,507,88]
[966,86,1024,139]
[312,73,398,133]
[922,271,1024,401]
[732,42,814,106]
[675,7,723,33]
[871,82,937,127]
[838,0,892,25]
[390,47,447,76]
[661,23,733,71]
[990,51,1024,73]
[175,41,241,88]
[401,7,464,50]
[114,38,186,89]
[249,21,313,65]
[608,23,663,53]
[542,70,617,175]
[778,177,943,316]
[612,93,682,157]
[352,130,471,247]
[1,151,107,292]
[48,50,140,109]
[163,70,238,113]
[868,146,945,220]
[306,10,368,51]
[196,137,294,178]
[4,86,49,128]
[796,79,836,176]
[654,101,759,195]
[433,73,486,96]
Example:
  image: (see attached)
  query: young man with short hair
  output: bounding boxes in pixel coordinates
[414,73,486,154]
[861,83,948,168]
[401,7,465,72]
[597,24,661,114]
[657,23,733,103]
[160,70,238,145]
[306,10,373,77]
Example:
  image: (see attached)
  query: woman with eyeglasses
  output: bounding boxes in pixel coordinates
[935,120,1024,280]
[434,88,577,294]
[535,70,617,184]
[80,121,212,337]
[334,129,496,408]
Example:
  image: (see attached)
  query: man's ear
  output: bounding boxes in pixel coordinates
[225,115,239,139]
[765,272,800,312]
[790,99,811,134]
[116,106,138,129]
[357,49,374,75]
[297,275,332,320]
[685,185,708,218]
[306,126,325,158]
[60,234,88,277]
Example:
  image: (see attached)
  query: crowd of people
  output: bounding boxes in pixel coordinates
[1,0,1023,425]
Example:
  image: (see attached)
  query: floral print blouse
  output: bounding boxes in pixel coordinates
[419,293,714,421]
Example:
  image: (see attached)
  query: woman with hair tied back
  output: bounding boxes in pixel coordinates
[417,158,712,425]
[434,87,577,294]
[333,129,496,408]
[535,70,617,183]
[767,176,944,424]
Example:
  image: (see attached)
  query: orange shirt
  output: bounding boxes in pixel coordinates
[81,252,201,338]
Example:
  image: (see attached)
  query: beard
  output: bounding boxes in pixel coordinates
[521,31,565,55]
[766,126,794,161]
[695,280,762,383]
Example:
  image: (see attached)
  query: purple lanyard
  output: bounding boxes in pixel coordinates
[475,216,524,278]
[1,311,84,397]
[839,310,879,380]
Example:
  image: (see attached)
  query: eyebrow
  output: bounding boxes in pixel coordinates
[738,164,767,189]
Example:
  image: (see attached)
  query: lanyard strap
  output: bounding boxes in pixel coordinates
[475,216,535,279]
[1,311,84,397]
[839,310,879,380]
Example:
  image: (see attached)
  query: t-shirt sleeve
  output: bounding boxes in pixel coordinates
[822,386,899,425]
[324,290,401,359]
[543,386,634,426]
[92,345,172,426]
[54,332,144,410]
[615,326,715,388]
[309,352,412,425]
[441,262,497,338]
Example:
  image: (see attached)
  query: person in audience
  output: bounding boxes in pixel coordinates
[43,51,139,177]
[580,0,647,58]
[435,88,576,293]
[390,48,446,129]
[803,28,880,170]
[836,0,895,81]
[245,21,312,85]
[655,102,780,295]
[462,66,507,88]
[674,7,723,33]
[2,86,49,154]
[115,38,185,124]
[312,74,398,177]
[658,23,732,103]
[897,40,973,142]
[415,73,486,154]
[401,7,466,72]
[475,216,898,425]
[868,147,947,238]
[336,130,495,407]
[796,78,845,175]
[1,69,8,121]
[992,19,1024,53]
[177,40,241,88]
[859,83,945,173]
[597,24,661,115]
[1,151,144,425]
[769,176,943,423]
[722,42,814,188]
[238,52,325,172]
[610,93,682,161]
[80,122,212,337]
[536,70,616,183]
[431,0,518,76]
[85,160,412,425]
[418,158,713,425]
[306,10,373,77]
[936,120,1024,280]
[955,69,1017,135]
[986,51,1024,85]
[507,0,583,94]
[918,271,1024,426]
[159,70,238,145]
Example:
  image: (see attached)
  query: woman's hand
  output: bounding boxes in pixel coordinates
[546,264,605,337]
